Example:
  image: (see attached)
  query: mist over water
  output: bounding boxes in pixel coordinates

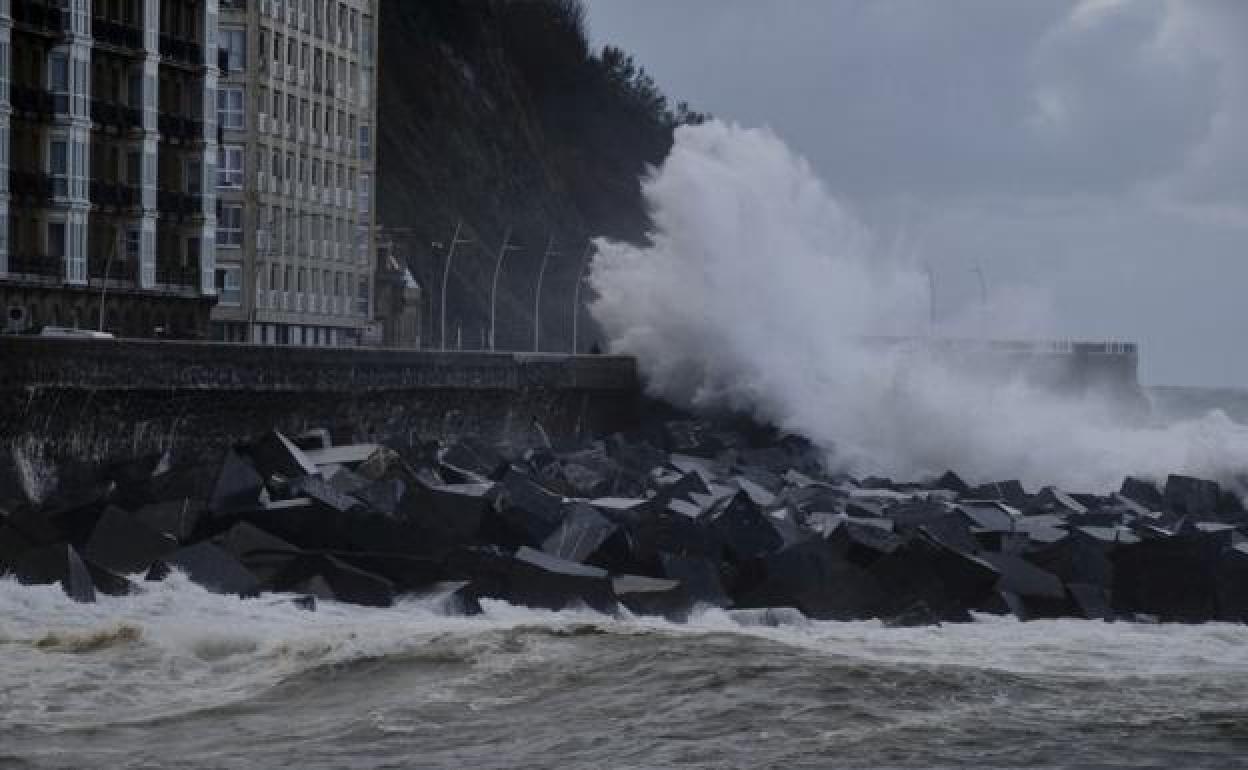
[589,121,1248,492]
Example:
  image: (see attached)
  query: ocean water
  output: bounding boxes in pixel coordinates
[4,574,1248,769]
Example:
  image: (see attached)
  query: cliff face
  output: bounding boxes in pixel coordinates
[377,0,699,352]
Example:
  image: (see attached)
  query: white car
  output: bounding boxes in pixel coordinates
[38,326,116,340]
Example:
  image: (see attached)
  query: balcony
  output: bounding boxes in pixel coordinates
[12,0,65,36]
[155,262,198,289]
[157,190,203,216]
[159,36,203,67]
[158,114,204,141]
[9,170,55,203]
[10,84,55,120]
[6,254,65,282]
[92,18,144,51]
[90,180,141,208]
[89,254,139,282]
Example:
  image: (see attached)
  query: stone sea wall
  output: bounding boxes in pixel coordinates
[0,338,641,474]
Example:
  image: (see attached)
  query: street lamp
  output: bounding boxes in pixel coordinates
[438,220,473,351]
[532,234,560,352]
[571,241,593,354]
[488,226,521,352]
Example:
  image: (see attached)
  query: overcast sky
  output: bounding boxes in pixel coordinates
[584,0,1247,386]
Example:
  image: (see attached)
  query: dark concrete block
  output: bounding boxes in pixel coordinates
[293,428,332,451]
[704,490,784,561]
[274,554,395,607]
[882,600,945,627]
[1120,476,1163,510]
[216,521,302,585]
[461,546,615,612]
[154,542,262,597]
[660,552,731,607]
[933,470,970,496]
[251,430,320,481]
[84,505,178,575]
[14,544,96,603]
[1164,475,1221,518]
[977,552,1065,600]
[735,538,886,620]
[541,502,618,563]
[558,462,610,498]
[209,449,265,516]
[1214,544,1248,623]
[1067,583,1113,620]
[355,478,405,516]
[0,523,34,574]
[870,534,1000,621]
[956,501,1019,533]
[131,498,204,543]
[968,480,1027,506]
[1111,534,1221,622]
[828,518,904,568]
[496,468,566,544]
[919,514,980,555]
[612,575,690,619]
[288,475,361,514]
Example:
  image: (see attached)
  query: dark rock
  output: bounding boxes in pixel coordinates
[829,518,904,568]
[493,469,566,544]
[153,542,262,597]
[460,546,615,613]
[736,538,885,620]
[1111,534,1221,622]
[131,498,205,543]
[612,575,689,619]
[209,449,265,515]
[1120,477,1164,510]
[977,552,1066,606]
[289,475,361,514]
[660,553,731,607]
[933,471,970,496]
[274,554,395,607]
[918,514,980,555]
[704,491,784,561]
[968,480,1027,506]
[956,501,1019,533]
[409,480,496,547]
[870,534,1000,621]
[83,506,178,575]
[1067,583,1113,620]
[1026,533,1112,587]
[251,430,320,481]
[1215,544,1248,622]
[14,544,96,603]
[882,600,944,628]
[1163,475,1221,518]
[291,595,318,611]
[293,428,332,451]
[541,503,617,563]
[216,522,302,585]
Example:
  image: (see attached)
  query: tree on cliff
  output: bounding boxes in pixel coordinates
[376,0,702,352]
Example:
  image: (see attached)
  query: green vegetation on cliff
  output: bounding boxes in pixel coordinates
[377,0,702,352]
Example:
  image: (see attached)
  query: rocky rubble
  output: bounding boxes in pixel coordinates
[2,420,1247,625]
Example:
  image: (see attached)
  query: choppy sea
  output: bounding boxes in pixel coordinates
[3,572,1248,769]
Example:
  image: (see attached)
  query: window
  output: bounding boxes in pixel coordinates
[221,28,246,72]
[357,124,371,160]
[49,140,68,196]
[49,53,69,113]
[125,228,140,261]
[356,276,369,316]
[357,173,370,213]
[48,222,66,258]
[185,159,201,194]
[216,266,242,306]
[217,204,243,247]
[217,145,244,188]
[217,86,245,130]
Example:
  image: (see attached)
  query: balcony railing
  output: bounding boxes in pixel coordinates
[159,36,203,66]
[89,255,139,282]
[6,254,65,280]
[9,170,55,202]
[10,84,55,119]
[12,0,65,35]
[92,18,144,50]
[90,180,140,208]
[155,262,199,288]
[157,190,203,216]
[158,114,204,141]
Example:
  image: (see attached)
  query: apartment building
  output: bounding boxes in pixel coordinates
[0,0,218,336]
[210,0,376,346]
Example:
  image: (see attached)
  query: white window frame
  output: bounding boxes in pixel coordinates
[221,28,247,73]
[217,204,243,247]
[216,145,244,189]
[217,86,245,130]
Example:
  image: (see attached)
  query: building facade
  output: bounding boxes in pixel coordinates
[210,0,376,346]
[0,0,219,337]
